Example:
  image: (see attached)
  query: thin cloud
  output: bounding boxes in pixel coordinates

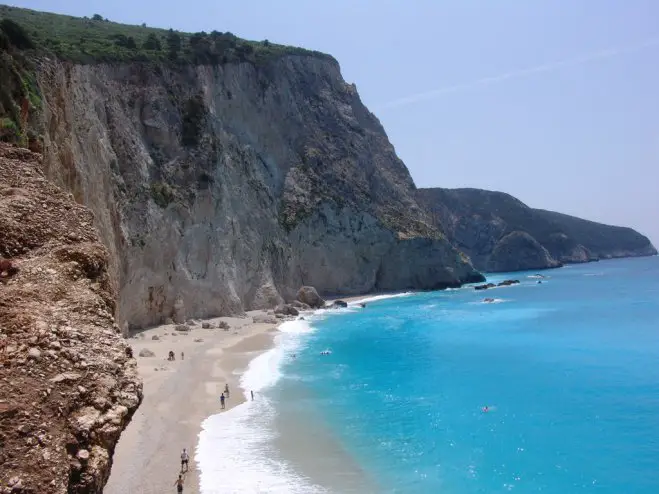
[380,37,659,109]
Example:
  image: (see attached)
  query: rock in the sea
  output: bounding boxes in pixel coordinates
[138,348,155,357]
[174,324,190,332]
[296,286,325,309]
[497,279,520,287]
[474,283,496,291]
[329,300,348,309]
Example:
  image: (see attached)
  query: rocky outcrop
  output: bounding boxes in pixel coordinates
[0,144,142,493]
[488,231,560,272]
[417,188,657,272]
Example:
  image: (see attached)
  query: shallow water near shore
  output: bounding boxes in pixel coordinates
[198,256,659,493]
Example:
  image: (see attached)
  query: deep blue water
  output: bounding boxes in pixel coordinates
[276,256,659,493]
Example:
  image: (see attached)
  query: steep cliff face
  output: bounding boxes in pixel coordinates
[0,144,142,494]
[34,57,482,328]
[417,188,657,272]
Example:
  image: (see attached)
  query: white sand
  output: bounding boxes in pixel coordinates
[104,310,279,494]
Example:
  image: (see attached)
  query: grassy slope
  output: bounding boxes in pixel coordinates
[0,4,333,64]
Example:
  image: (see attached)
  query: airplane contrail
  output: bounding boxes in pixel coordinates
[380,37,659,109]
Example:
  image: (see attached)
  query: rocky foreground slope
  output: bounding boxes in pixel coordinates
[0,144,142,493]
[417,188,657,272]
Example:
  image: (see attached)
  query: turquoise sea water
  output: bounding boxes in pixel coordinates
[272,257,659,493]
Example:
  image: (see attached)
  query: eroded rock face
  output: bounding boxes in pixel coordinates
[35,56,482,329]
[0,144,142,494]
[487,231,560,272]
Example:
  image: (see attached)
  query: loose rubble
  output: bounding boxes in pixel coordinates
[0,144,142,494]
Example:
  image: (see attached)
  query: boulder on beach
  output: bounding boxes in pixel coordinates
[174,324,190,332]
[289,300,311,310]
[274,304,299,316]
[252,314,278,325]
[330,300,348,309]
[138,348,155,357]
[296,286,325,309]
[201,322,211,329]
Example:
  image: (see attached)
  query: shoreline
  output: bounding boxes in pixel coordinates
[105,292,410,494]
[104,310,280,494]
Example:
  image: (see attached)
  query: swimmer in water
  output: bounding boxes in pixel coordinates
[482,406,489,413]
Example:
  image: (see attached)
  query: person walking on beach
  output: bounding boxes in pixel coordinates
[220,392,225,409]
[224,383,230,398]
[174,474,184,493]
[181,351,184,360]
[251,390,254,401]
[180,448,189,472]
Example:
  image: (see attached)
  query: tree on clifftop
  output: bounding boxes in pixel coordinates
[0,19,34,50]
[143,33,161,51]
[166,29,181,60]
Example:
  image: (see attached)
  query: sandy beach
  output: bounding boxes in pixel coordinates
[104,310,280,494]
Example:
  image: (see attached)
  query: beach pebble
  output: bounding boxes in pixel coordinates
[28,348,42,360]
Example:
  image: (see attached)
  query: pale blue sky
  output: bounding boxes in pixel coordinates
[11,1,659,244]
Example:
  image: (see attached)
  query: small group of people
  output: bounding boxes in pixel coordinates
[174,448,190,492]
[167,350,185,361]
[220,383,230,409]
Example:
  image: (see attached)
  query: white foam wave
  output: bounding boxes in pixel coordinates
[197,399,327,493]
[197,317,327,494]
[347,291,413,306]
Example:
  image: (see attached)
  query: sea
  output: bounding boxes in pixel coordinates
[196,256,659,493]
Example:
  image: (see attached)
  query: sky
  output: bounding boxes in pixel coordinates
[10,1,659,244]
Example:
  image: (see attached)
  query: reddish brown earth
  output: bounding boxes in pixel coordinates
[0,144,142,494]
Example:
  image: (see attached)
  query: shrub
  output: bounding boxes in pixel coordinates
[112,34,137,49]
[0,117,20,142]
[0,19,34,49]
[150,182,174,208]
[143,33,161,51]
[92,14,103,21]
[181,94,206,147]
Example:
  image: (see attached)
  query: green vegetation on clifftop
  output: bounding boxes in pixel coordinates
[0,4,334,64]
